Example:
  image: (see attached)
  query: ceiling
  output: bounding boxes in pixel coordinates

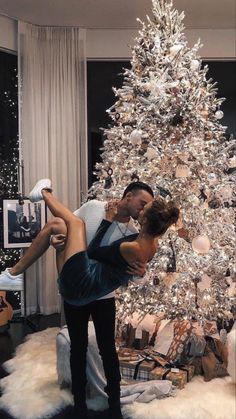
[0,0,235,29]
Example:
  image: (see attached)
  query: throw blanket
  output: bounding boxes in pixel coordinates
[56,324,175,403]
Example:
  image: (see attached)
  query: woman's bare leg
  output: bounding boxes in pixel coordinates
[10,217,67,275]
[42,190,86,265]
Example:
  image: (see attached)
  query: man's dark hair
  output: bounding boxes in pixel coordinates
[122,181,154,198]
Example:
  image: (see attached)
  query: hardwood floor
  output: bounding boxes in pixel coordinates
[0,314,109,419]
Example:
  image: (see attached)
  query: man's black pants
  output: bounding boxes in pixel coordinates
[64,298,121,410]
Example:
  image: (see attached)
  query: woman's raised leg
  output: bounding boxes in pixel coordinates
[41,190,87,265]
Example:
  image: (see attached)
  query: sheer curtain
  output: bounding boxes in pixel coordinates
[18,22,87,314]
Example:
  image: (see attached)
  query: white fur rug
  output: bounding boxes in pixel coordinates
[0,328,235,419]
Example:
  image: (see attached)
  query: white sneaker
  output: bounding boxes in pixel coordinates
[29,179,52,202]
[0,269,24,291]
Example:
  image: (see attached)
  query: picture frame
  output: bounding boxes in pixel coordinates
[3,199,46,248]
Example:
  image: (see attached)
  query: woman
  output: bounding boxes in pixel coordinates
[29,179,179,305]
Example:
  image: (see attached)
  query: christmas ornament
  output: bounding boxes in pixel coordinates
[104,168,113,189]
[215,110,224,119]
[192,235,211,254]
[129,129,142,146]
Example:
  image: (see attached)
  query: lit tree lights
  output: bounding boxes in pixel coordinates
[88,0,236,324]
[0,60,20,283]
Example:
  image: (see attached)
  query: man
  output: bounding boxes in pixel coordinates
[0,181,154,419]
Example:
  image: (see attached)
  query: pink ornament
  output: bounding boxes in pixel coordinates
[192,235,211,254]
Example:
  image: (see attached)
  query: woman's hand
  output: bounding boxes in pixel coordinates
[126,260,147,277]
[50,234,67,251]
[105,200,119,222]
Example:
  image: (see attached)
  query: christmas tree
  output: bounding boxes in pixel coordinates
[89,0,236,325]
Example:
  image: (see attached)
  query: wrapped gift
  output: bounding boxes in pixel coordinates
[150,366,187,389]
[183,364,195,382]
[144,350,195,382]
[119,357,156,381]
[118,347,142,362]
[124,324,149,349]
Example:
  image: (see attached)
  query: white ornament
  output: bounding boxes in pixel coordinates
[192,235,211,254]
[169,44,183,56]
[207,173,218,186]
[175,164,191,178]
[190,60,200,71]
[130,129,142,146]
[145,147,158,160]
[198,274,212,291]
[215,110,224,119]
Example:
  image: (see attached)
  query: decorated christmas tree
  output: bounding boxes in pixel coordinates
[88,0,236,325]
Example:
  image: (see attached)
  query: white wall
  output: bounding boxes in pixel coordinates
[0,15,17,52]
[87,28,236,60]
[0,14,235,60]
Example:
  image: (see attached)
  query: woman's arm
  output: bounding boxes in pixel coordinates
[87,219,112,252]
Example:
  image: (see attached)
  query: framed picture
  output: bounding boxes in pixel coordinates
[3,199,46,248]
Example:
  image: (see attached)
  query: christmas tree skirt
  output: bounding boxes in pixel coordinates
[0,328,235,419]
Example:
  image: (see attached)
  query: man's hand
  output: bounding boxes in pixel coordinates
[50,234,67,251]
[105,200,119,222]
[126,260,147,277]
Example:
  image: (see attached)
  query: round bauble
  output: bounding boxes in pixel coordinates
[192,235,211,254]
[145,147,158,160]
[129,129,142,146]
[169,44,183,56]
[215,110,224,119]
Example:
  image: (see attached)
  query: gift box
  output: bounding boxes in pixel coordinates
[118,347,142,362]
[124,324,150,349]
[119,356,156,381]
[183,364,195,382]
[150,366,188,389]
